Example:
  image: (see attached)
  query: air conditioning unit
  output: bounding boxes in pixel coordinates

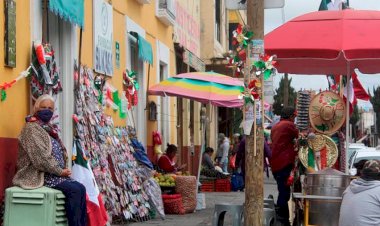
[135,0,151,4]
[4,186,67,226]
[156,0,176,26]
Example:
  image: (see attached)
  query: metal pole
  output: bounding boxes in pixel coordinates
[345,64,351,173]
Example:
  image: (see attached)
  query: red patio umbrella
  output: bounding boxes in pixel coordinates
[265,9,380,75]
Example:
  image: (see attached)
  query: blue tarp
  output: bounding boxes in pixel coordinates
[130,138,154,169]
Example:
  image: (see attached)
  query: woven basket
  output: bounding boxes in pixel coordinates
[175,176,197,213]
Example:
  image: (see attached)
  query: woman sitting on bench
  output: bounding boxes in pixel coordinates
[12,94,87,226]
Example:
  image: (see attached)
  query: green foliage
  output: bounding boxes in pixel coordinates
[350,105,360,140]
[370,86,380,133]
[273,76,297,115]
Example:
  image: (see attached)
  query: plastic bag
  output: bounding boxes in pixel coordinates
[231,172,244,191]
[143,178,165,219]
[229,154,236,169]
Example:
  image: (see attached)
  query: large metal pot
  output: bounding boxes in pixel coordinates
[306,168,351,226]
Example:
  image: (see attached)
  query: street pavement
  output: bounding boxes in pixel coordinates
[113,175,278,226]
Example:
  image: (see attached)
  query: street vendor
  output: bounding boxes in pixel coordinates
[157,144,186,173]
[270,106,299,226]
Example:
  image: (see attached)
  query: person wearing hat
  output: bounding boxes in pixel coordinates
[270,106,299,226]
[339,160,380,226]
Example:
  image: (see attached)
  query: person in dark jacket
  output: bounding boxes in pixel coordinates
[202,147,215,170]
[270,106,299,226]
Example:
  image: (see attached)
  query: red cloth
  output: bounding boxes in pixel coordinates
[352,72,370,101]
[270,119,299,173]
[86,194,108,226]
[158,154,176,173]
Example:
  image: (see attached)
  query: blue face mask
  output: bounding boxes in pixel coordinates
[37,109,54,123]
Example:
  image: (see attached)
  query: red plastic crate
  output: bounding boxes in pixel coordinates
[215,178,231,192]
[200,180,215,192]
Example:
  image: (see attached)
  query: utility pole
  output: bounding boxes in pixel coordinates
[245,0,264,225]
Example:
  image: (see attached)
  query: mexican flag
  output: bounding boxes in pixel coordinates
[319,0,348,11]
[71,140,108,226]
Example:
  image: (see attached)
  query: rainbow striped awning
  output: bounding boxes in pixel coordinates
[148,72,244,108]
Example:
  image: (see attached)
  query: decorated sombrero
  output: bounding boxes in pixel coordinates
[298,134,339,171]
[309,91,346,135]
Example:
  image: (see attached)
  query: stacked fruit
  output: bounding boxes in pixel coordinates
[154,173,176,187]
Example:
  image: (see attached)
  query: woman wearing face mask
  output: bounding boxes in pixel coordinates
[12,94,87,226]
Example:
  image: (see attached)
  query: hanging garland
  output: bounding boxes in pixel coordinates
[0,67,30,102]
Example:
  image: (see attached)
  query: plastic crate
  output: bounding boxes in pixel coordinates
[4,186,67,226]
[215,178,231,192]
[200,180,215,192]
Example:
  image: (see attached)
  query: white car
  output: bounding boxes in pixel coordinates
[348,149,380,176]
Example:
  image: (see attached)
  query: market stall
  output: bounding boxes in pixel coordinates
[265,9,380,226]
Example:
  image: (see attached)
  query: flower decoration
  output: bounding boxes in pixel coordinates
[232,24,254,49]
[225,24,254,77]
[239,79,262,104]
[123,69,139,91]
[253,54,277,80]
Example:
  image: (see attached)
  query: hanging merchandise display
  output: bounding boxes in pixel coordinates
[29,42,62,100]
[297,90,312,131]
[123,69,139,109]
[73,65,152,222]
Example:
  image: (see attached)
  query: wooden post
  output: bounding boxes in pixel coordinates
[245,0,265,225]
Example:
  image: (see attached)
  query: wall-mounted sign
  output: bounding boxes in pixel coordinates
[5,0,16,68]
[183,49,205,72]
[115,41,120,69]
[93,0,113,76]
[226,0,285,10]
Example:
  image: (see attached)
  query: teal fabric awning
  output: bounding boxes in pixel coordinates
[137,34,153,65]
[49,0,84,28]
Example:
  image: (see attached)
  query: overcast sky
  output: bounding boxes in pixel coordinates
[264,0,380,109]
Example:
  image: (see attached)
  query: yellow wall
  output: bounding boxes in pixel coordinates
[80,0,176,145]
[0,2,31,138]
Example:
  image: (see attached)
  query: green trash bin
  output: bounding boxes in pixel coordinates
[4,186,68,226]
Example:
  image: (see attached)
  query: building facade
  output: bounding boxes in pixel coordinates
[0,0,178,201]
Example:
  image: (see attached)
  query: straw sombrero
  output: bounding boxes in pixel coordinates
[309,91,346,135]
[298,134,339,170]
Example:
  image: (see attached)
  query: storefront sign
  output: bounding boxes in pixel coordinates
[174,1,200,58]
[93,0,113,76]
[5,0,16,68]
[226,0,285,9]
[183,49,205,72]
[115,41,120,69]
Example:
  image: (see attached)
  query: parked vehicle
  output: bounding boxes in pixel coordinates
[348,149,380,175]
